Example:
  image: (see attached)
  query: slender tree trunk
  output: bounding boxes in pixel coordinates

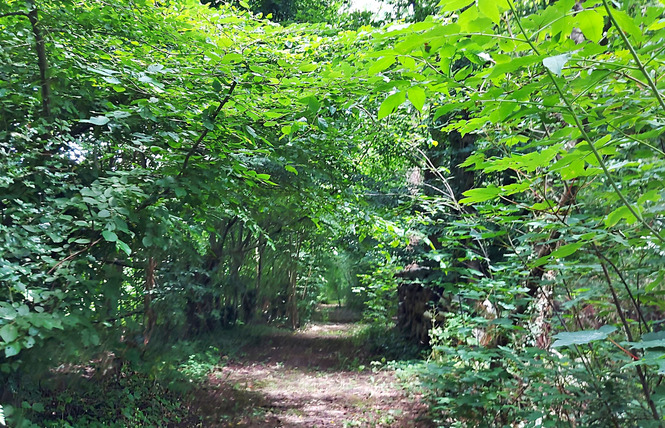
[255,238,265,294]
[143,257,157,346]
[26,4,51,119]
[1,5,52,119]
[287,233,303,329]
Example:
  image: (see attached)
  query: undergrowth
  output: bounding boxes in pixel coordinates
[0,326,279,427]
[353,323,426,363]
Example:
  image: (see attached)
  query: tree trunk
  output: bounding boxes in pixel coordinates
[26,6,51,119]
[143,257,157,347]
[287,233,303,329]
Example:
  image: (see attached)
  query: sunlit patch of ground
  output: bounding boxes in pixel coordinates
[190,320,432,427]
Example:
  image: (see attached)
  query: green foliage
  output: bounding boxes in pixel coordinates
[356,255,402,325]
[2,0,665,424]
[1,337,229,427]
[353,324,424,360]
[201,0,349,23]
[0,0,386,422]
[350,0,665,425]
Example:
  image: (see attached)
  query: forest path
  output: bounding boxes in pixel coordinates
[190,310,432,427]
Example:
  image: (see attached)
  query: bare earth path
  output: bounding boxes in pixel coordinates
[191,320,433,427]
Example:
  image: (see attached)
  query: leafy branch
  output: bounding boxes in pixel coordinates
[601,0,665,114]
[507,0,664,245]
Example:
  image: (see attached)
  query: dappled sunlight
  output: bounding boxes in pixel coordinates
[190,320,432,427]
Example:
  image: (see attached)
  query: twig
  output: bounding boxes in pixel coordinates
[607,337,639,361]
[179,80,237,176]
[48,238,102,274]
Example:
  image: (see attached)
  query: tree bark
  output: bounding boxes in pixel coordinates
[1,6,51,119]
[27,7,51,119]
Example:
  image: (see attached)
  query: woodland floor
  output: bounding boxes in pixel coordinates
[188,307,433,427]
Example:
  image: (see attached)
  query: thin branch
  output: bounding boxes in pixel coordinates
[593,244,649,332]
[48,238,102,274]
[597,254,662,424]
[179,80,237,176]
[0,11,29,18]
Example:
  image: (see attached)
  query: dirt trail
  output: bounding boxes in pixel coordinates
[191,319,432,427]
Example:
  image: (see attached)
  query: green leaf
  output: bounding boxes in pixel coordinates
[378,91,406,120]
[438,0,474,12]
[543,53,572,76]
[645,271,664,293]
[24,336,35,349]
[5,343,20,358]
[611,8,643,40]
[478,0,501,24]
[102,230,118,242]
[576,10,604,43]
[605,205,636,227]
[489,54,544,79]
[203,119,214,130]
[532,242,584,267]
[82,116,110,126]
[550,242,584,259]
[299,96,321,114]
[285,165,298,175]
[102,76,121,85]
[298,63,318,72]
[559,158,585,180]
[0,307,16,321]
[0,324,18,343]
[460,186,502,204]
[407,86,426,112]
[221,53,244,64]
[87,66,116,76]
[98,209,111,218]
[630,340,665,350]
[368,55,396,75]
[638,189,661,205]
[552,325,617,348]
[116,240,132,256]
